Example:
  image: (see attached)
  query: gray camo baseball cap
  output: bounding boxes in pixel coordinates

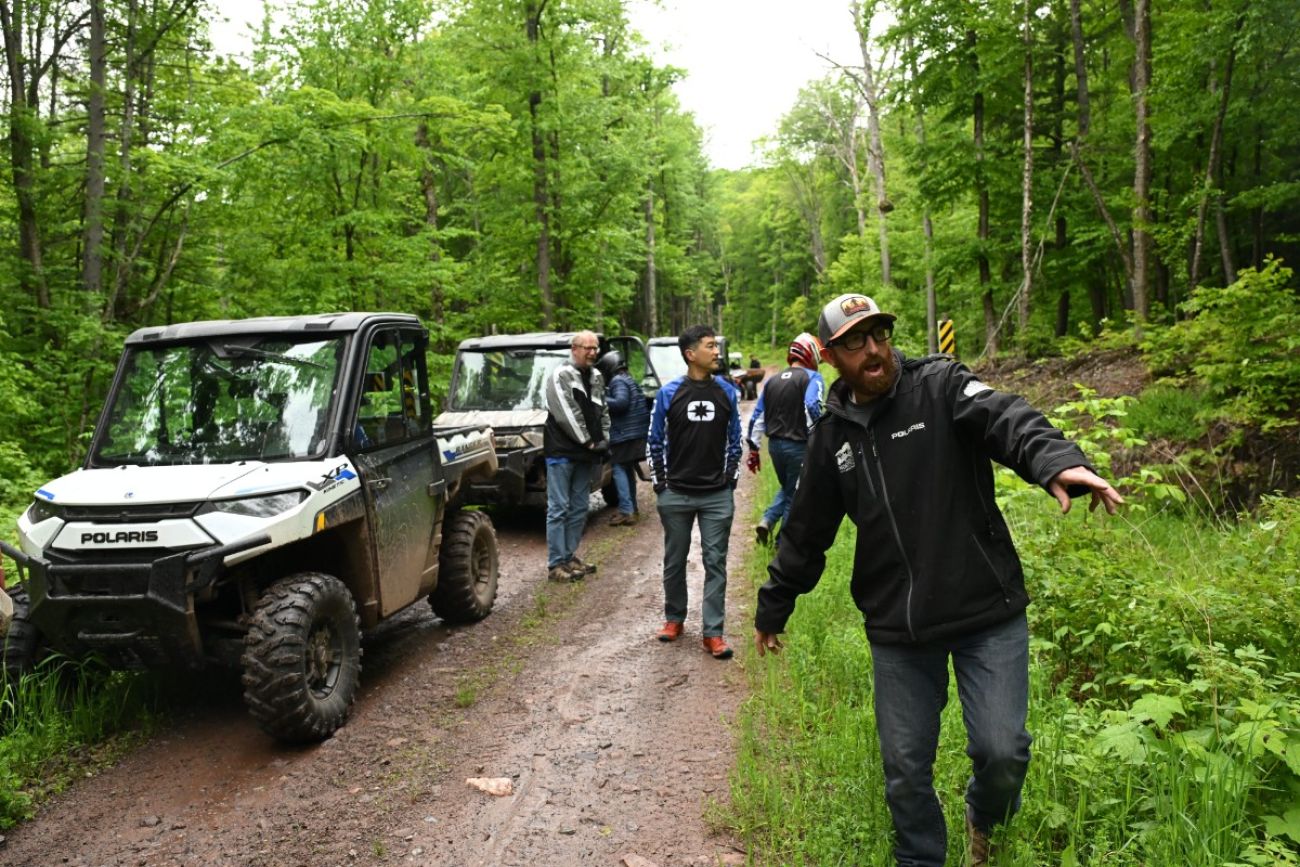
[817,293,897,345]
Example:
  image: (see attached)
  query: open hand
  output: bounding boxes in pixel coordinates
[1048,466,1125,515]
[754,630,783,656]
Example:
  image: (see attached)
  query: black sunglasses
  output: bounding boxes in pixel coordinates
[830,323,893,351]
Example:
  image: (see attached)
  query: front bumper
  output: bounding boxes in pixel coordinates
[462,444,545,506]
[0,535,268,668]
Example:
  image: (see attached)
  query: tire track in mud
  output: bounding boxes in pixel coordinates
[0,447,761,867]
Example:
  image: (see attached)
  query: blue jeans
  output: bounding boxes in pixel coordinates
[869,613,1032,867]
[545,460,594,569]
[655,487,734,637]
[612,462,638,515]
[762,438,807,532]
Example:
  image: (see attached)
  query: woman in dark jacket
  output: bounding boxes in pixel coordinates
[598,351,650,525]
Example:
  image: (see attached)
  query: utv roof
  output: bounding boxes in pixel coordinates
[125,312,421,346]
[647,334,726,345]
[455,332,593,351]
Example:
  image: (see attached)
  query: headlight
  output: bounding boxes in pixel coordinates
[26,498,60,524]
[211,490,307,518]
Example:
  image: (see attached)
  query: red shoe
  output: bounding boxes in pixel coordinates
[702,636,733,659]
[656,621,683,642]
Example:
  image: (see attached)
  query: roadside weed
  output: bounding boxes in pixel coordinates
[729,434,1300,864]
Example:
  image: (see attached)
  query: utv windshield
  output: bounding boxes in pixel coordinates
[92,336,346,465]
[646,343,687,384]
[448,348,569,412]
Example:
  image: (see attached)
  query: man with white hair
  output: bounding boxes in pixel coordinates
[543,331,611,582]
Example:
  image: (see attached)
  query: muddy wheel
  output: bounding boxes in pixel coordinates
[2,586,43,687]
[430,510,498,624]
[241,573,361,743]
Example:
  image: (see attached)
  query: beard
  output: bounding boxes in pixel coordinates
[837,347,898,401]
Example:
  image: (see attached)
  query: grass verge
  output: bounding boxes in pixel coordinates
[728,463,1300,865]
[0,657,161,828]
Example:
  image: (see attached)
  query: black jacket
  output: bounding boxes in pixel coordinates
[543,361,609,462]
[755,352,1092,645]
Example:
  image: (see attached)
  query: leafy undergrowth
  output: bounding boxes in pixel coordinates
[729,408,1300,865]
[987,343,1300,511]
[0,659,161,828]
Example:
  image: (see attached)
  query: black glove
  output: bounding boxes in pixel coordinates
[589,440,609,455]
[729,478,738,491]
[654,483,667,495]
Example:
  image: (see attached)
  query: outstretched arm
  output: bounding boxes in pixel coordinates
[1049,466,1124,515]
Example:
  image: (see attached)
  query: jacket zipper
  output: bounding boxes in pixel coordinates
[973,454,998,539]
[869,431,918,642]
[971,533,1012,606]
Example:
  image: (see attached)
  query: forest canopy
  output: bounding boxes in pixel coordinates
[1,0,1298,497]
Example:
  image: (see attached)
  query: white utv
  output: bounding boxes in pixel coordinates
[433,332,657,509]
[1,313,500,743]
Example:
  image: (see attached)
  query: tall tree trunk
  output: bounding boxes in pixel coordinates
[1250,127,1264,269]
[82,0,107,297]
[106,0,141,322]
[415,122,445,333]
[853,1,891,286]
[906,36,939,353]
[1131,0,1153,322]
[818,84,868,244]
[1,0,50,307]
[1019,0,1035,337]
[644,184,657,334]
[1069,0,1133,293]
[526,1,553,328]
[784,164,827,277]
[970,28,997,358]
[1052,2,1071,337]
[1215,195,1235,282]
[1189,14,1243,292]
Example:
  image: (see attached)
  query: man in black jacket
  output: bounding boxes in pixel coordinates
[753,293,1122,867]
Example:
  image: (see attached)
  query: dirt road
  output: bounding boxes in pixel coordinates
[0,467,763,867]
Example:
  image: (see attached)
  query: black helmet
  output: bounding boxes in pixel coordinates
[595,350,624,381]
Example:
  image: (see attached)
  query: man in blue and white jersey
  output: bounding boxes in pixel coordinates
[647,325,742,659]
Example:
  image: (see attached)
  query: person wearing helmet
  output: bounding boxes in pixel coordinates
[753,293,1124,866]
[745,332,825,546]
[597,350,650,526]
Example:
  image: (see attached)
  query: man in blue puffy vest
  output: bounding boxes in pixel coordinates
[597,350,650,526]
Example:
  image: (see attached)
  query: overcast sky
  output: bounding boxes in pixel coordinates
[208,0,863,171]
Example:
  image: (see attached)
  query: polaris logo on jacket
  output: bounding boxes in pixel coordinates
[891,422,926,440]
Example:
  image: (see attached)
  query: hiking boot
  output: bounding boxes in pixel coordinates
[702,636,734,660]
[755,520,771,545]
[567,557,597,575]
[966,809,993,866]
[547,563,583,583]
[609,512,634,526]
[656,621,683,642]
